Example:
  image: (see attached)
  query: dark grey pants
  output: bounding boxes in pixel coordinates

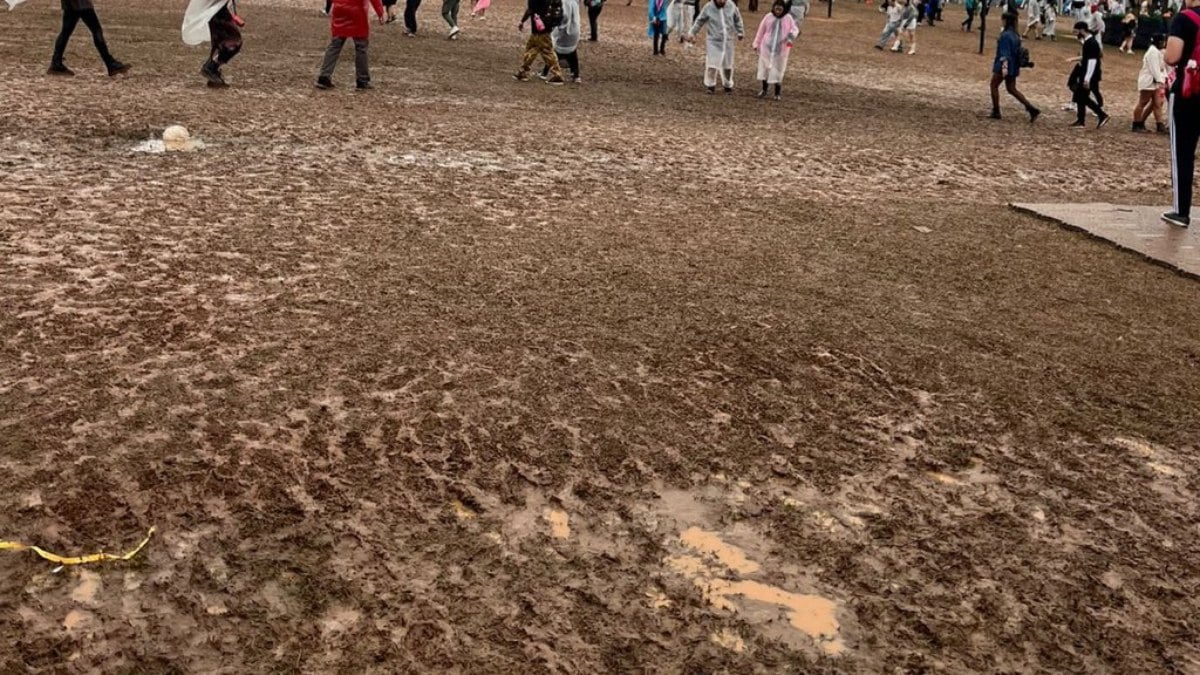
[442,0,460,29]
[319,37,369,84]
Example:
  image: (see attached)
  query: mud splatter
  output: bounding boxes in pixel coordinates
[70,571,100,606]
[544,509,570,539]
[679,527,760,575]
[711,629,747,653]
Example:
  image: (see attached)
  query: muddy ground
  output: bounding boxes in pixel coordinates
[1,0,1199,672]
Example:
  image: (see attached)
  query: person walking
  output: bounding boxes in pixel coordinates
[649,0,670,53]
[585,0,604,40]
[543,0,581,80]
[990,12,1042,120]
[1133,33,1168,131]
[876,0,904,49]
[962,0,978,31]
[471,0,490,19]
[753,0,798,99]
[1071,19,1110,126]
[46,0,130,77]
[403,0,421,34]
[892,0,918,53]
[1162,0,1200,226]
[670,0,697,47]
[514,0,566,83]
[315,0,385,89]
[183,0,242,87]
[688,0,744,93]
[785,0,809,28]
[443,0,463,38]
[1024,0,1042,36]
[1042,0,1057,39]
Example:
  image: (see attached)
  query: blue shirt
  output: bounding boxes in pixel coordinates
[994,29,1021,77]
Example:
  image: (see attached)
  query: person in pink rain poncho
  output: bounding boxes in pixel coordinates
[752,0,797,100]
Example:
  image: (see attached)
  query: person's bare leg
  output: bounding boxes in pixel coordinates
[1006,79,1032,109]
[990,73,1002,115]
[1133,91,1150,124]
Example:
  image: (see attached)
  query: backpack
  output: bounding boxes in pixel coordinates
[1177,9,1200,98]
[543,0,564,27]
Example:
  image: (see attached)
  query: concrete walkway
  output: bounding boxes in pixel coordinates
[1012,203,1199,280]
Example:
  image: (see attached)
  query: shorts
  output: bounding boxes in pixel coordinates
[901,18,917,30]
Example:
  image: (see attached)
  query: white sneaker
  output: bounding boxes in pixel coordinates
[449,26,461,39]
[891,44,901,52]
[908,47,916,54]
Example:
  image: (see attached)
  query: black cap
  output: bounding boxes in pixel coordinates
[1073,20,1089,30]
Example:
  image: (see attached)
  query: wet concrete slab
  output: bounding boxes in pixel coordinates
[1012,203,1199,280]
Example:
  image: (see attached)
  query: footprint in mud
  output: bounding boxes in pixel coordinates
[1109,437,1187,480]
[662,526,846,657]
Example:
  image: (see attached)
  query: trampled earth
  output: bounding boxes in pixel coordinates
[1,0,1199,672]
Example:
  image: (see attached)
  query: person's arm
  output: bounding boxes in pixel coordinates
[370,0,385,19]
[752,16,767,49]
[1166,12,1191,65]
[690,3,710,35]
[733,5,744,36]
[786,16,799,43]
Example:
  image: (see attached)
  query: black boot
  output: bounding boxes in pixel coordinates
[200,60,226,86]
[48,63,75,76]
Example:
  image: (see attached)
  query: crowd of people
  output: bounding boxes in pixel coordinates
[9,0,1198,226]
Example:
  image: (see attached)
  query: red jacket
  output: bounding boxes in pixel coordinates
[331,0,384,39]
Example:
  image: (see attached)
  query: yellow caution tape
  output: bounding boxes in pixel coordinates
[1,527,156,567]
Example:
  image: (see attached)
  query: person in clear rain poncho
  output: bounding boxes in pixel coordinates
[753,0,798,100]
[687,0,744,94]
[668,0,697,49]
[183,0,244,87]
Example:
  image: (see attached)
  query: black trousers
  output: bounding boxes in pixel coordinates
[1074,82,1104,123]
[52,1,115,67]
[962,7,975,29]
[543,49,579,77]
[1170,93,1200,217]
[405,0,422,32]
[587,4,601,40]
[325,0,333,12]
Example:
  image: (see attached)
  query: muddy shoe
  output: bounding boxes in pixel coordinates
[356,80,374,90]
[546,76,565,85]
[107,61,131,77]
[47,64,75,76]
[200,62,224,85]
[315,76,334,89]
